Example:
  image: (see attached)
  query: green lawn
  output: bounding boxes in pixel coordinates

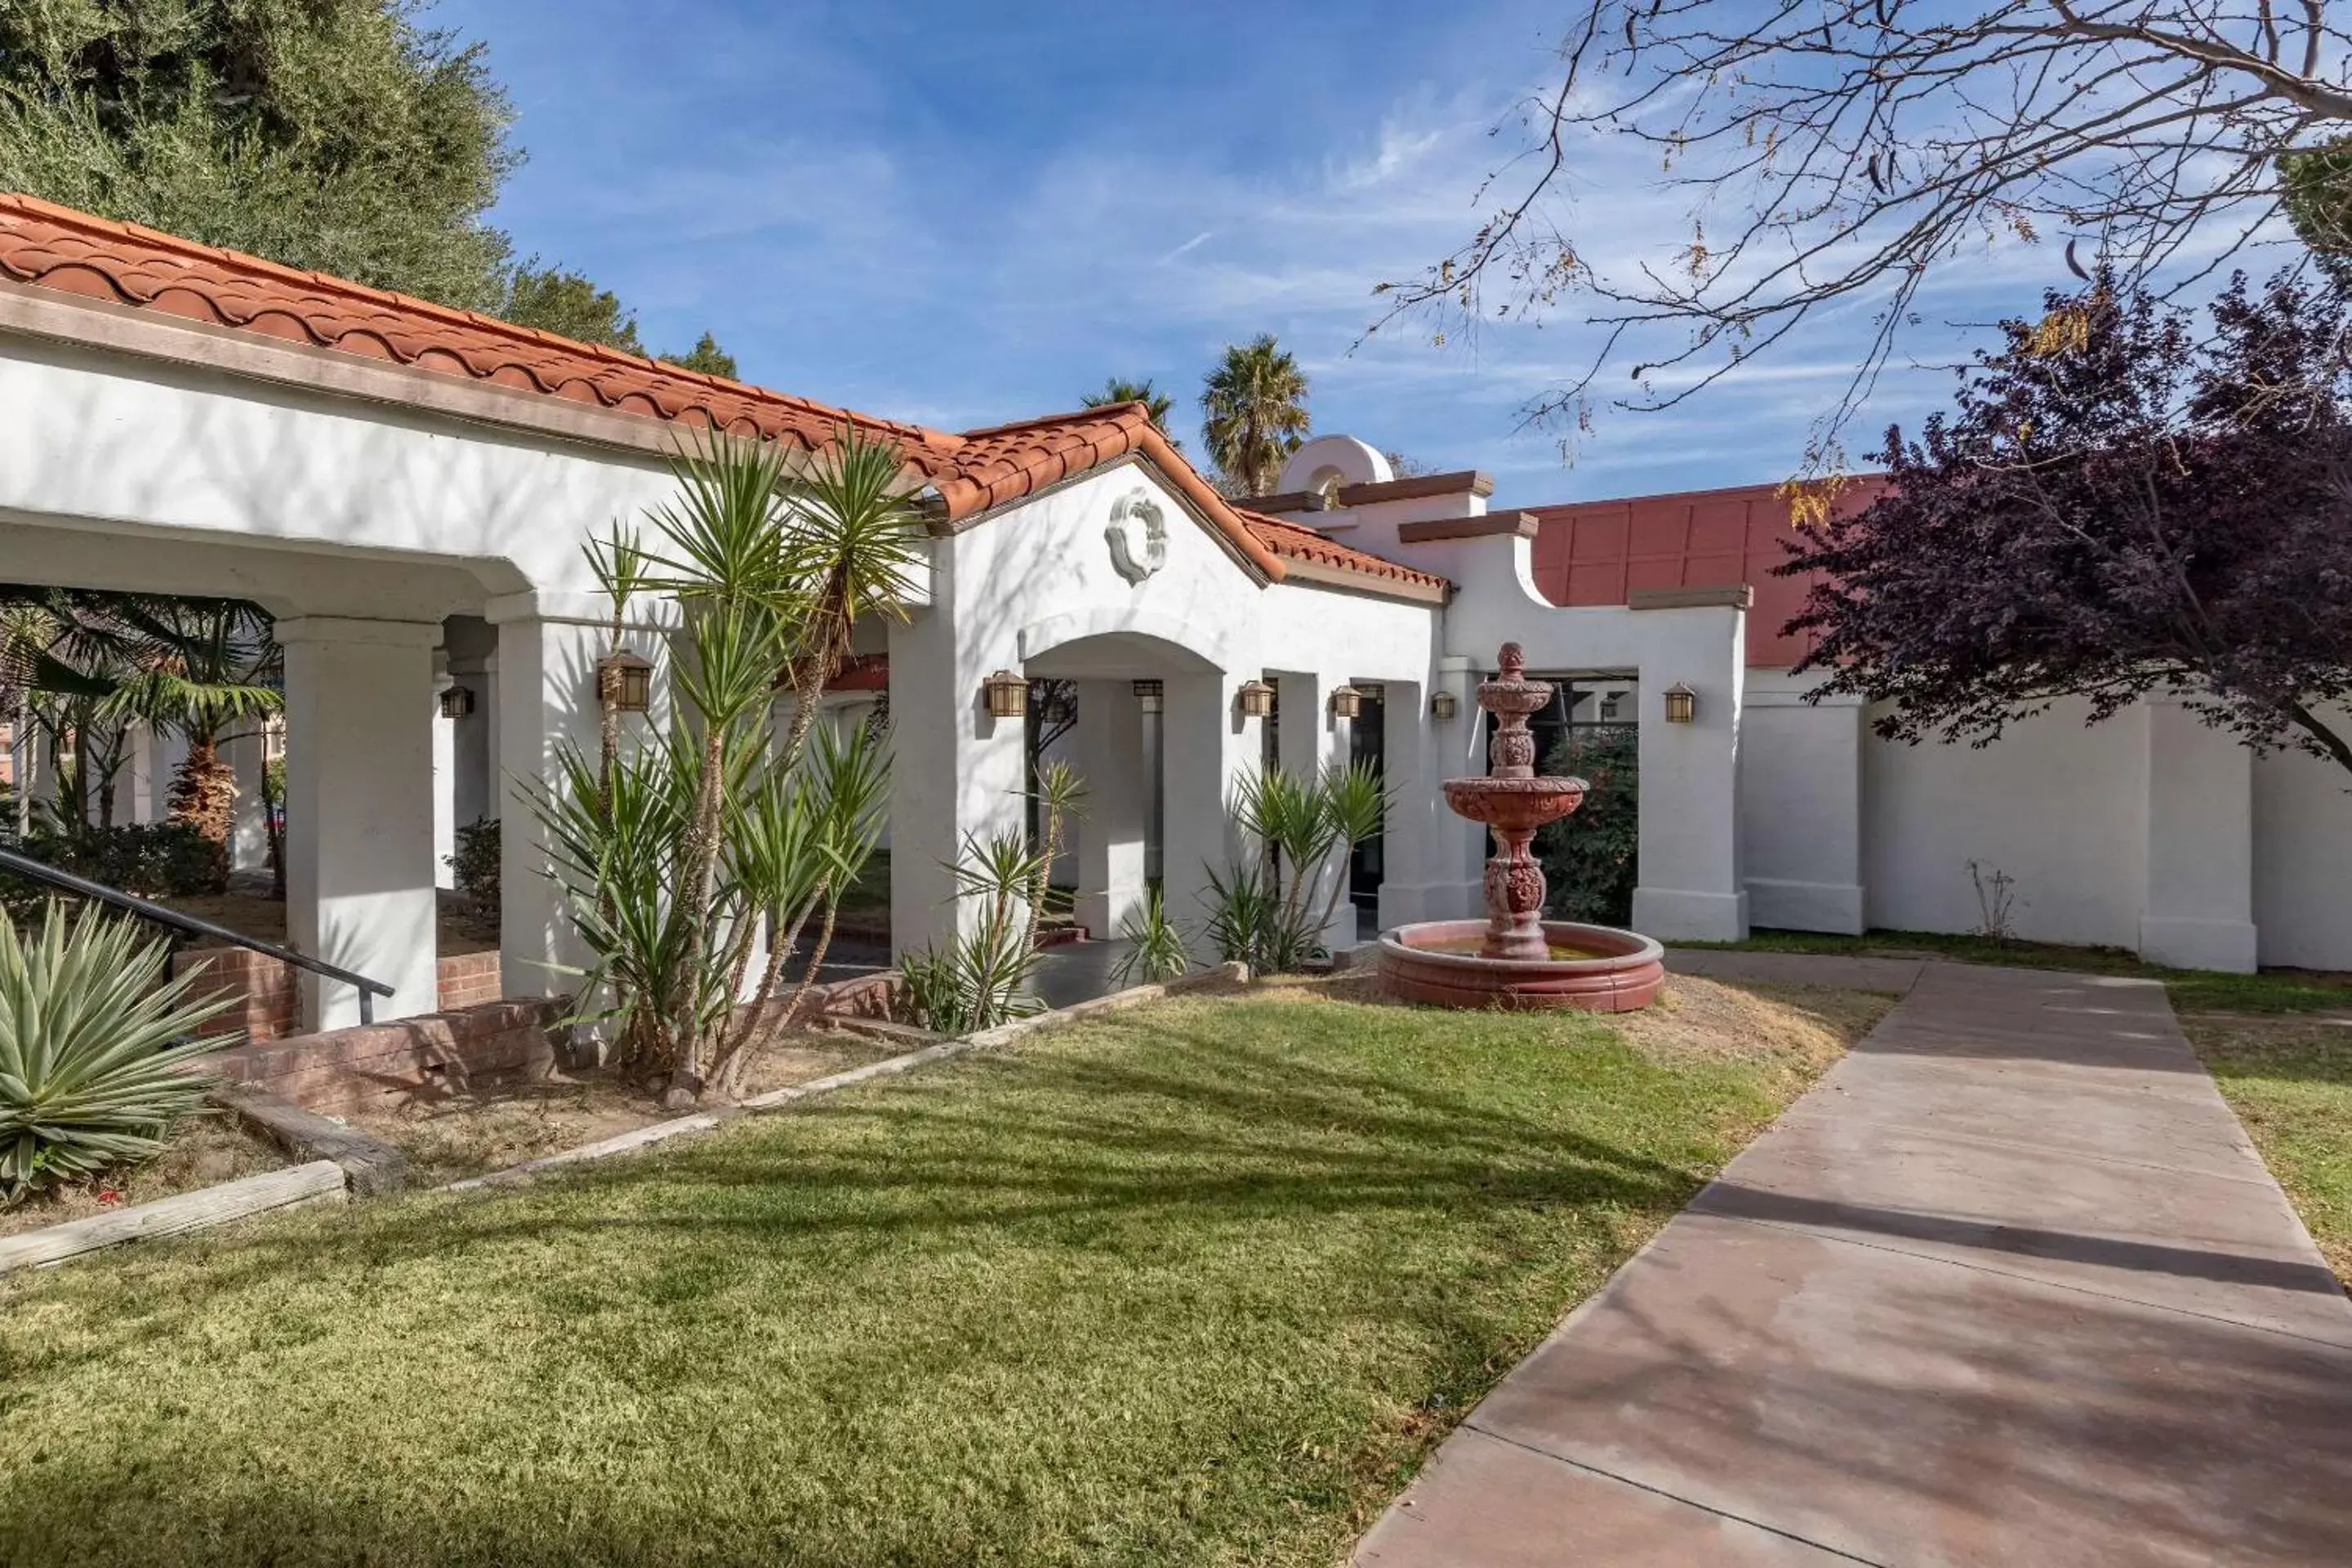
[2186,1015,2352,1287]
[1678,926,2352,1016]
[0,985,1855,1567]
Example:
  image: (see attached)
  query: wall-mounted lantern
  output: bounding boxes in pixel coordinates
[983,669,1028,719]
[1429,690,1459,722]
[1330,684,1365,720]
[438,685,476,720]
[598,649,654,715]
[1133,679,1164,715]
[1236,679,1276,719]
[1663,683,1698,724]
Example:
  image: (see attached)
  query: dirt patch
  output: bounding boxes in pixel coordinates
[0,1111,289,1239]
[1254,971,1893,1072]
[1612,977,1895,1070]
[339,1034,896,1185]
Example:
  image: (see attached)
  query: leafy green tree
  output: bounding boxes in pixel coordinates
[0,0,519,311]
[1200,336,1309,497]
[1081,376,1181,450]
[662,332,738,379]
[502,262,645,352]
[2284,136,2352,276]
[1536,725,1638,925]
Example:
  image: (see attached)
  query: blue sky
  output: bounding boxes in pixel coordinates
[441,0,2063,506]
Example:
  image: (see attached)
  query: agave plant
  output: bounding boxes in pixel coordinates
[0,902,229,1200]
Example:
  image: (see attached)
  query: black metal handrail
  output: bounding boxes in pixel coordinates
[0,844,396,1024]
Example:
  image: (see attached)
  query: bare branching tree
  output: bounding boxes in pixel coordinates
[1374,2,2352,467]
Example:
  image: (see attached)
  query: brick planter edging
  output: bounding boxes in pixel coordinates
[194,998,568,1115]
[173,945,517,1043]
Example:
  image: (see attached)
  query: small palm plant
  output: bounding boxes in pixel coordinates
[0,902,229,1201]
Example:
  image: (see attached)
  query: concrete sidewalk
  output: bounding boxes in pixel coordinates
[1356,959,2352,1566]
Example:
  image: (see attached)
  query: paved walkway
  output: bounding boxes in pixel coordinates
[1356,956,2352,1566]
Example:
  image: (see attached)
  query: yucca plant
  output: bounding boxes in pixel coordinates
[1108,887,1190,988]
[0,902,229,1201]
[1208,761,1390,973]
[902,828,1055,1035]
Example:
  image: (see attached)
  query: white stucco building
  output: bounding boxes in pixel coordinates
[1,194,2343,1036]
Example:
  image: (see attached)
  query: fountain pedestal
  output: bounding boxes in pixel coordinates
[1379,644,1664,1012]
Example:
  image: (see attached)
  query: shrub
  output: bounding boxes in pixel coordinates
[447,816,501,938]
[1200,763,1388,973]
[1536,724,1639,925]
[9,821,220,900]
[1109,887,1189,988]
[0,902,229,1200]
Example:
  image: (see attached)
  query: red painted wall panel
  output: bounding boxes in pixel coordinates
[1525,477,1889,666]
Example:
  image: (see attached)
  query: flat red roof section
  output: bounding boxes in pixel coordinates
[1525,476,1889,666]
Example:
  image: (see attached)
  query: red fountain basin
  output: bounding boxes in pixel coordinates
[1379,920,1666,1013]
[1441,776,1587,834]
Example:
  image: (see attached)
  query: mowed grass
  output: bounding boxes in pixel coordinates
[2186,1015,2352,1286]
[0,986,1860,1567]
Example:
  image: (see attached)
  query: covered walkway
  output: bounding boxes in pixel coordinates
[1357,957,2352,1565]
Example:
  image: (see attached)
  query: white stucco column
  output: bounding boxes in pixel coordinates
[489,591,673,1002]
[278,617,442,1031]
[223,726,270,873]
[1271,670,1360,949]
[1628,602,1750,943]
[2140,697,2257,972]
[432,654,457,891]
[1377,657,1484,929]
[1161,671,1259,957]
[1072,679,1149,939]
[885,606,1026,956]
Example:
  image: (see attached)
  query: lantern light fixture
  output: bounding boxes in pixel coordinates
[438,684,476,720]
[982,669,1028,719]
[1330,684,1365,721]
[1236,679,1276,719]
[1429,690,1459,722]
[598,649,654,715]
[1663,683,1698,724]
[1132,679,1164,715]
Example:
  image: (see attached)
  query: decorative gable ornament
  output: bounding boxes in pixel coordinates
[1105,488,1169,584]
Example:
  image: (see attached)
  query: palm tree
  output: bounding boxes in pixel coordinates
[1200,336,1310,497]
[1081,377,1182,451]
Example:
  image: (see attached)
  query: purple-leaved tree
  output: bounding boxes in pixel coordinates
[1781,270,2352,775]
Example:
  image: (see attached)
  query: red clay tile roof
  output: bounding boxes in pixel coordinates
[1237,510,1451,594]
[0,193,1448,599]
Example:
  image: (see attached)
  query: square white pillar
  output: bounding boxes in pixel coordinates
[278,617,442,1031]
[1628,609,1751,943]
[488,594,673,1002]
[885,608,1026,957]
[1073,679,1150,938]
[2141,697,2258,972]
[223,727,270,873]
[1161,671,1261,959]
[1272,670,1357,950]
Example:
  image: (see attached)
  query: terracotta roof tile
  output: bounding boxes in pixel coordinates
[1238,510,1451,593]
[0,193,1447,599]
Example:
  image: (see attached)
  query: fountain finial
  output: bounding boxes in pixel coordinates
[1499,642,1525,679]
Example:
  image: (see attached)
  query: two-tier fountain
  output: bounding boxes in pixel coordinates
[1378,643,1664,1011]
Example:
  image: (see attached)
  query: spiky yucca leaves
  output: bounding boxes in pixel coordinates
[712,720,891,1099]
[1109,888,1190,988]
[1211,761,1389,972]
[0,902,229,1200]
[902,830,1054,1036]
